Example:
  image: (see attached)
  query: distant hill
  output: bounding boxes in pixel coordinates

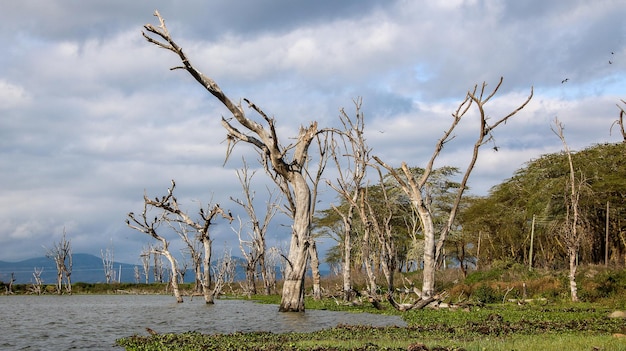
[0,253,309,285]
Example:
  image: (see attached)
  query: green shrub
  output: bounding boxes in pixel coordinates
[472,284,499,304]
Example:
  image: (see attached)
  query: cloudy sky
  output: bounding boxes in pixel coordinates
[1,1,625,268]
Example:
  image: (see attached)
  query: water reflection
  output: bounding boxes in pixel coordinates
[0,295,406,350]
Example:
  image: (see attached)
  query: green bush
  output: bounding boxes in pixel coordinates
[472,284,500,304]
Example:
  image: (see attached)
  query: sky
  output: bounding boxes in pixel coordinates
[1,0,625,269]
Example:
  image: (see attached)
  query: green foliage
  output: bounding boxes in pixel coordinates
[461,142,626,269]
[117,304,626,351]
[472,284,499,303]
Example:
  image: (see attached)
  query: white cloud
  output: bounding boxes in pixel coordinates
[0,1,625,265]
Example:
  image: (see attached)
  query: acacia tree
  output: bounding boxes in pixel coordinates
[375,78,533,300]
[143,11,327,312]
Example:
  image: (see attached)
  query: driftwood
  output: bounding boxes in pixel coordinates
[387,292,436,311]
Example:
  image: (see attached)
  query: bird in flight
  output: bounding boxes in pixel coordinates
[561,78,569,84]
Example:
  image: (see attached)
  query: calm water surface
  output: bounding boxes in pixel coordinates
[0,294,406,350]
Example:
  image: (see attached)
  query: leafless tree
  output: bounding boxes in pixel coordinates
[129,179,233,303]
[153,252,164,283]
[362,164,397,293]
[133,265,141,284]
[264,246,282,294]
[140,247,151,284]
[101,242,115,284]
[177,258,189,284]
[552,117,586,302]
[127,186,183,302]
[45,229,73,295]
[31,267,44,295]
[143,11,329,311]
[5,272,15,295]
[231,161,280,296]
[327,99,370,301]
[375,78,533,300]
[204,248,236,303]
[170,220,203,292]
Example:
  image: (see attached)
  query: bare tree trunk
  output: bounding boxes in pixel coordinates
[342,213,354,301]
[160,247,182,303]
[200,234,213,303]
[280,175,312,312]
[309,241,322,300]
[360,210,378,296]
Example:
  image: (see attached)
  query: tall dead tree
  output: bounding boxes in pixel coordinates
[45,229,73,295]
[327,99,370,301]
[143,11,326,311]
[552,117,585,302]
[375,78,533,299]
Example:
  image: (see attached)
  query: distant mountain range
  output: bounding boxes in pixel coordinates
[0,253,325,285]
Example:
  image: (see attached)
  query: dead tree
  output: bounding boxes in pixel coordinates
[375,78,533,299]
[231,161,280,296]
[204,249,236,303]
[153,251,164,283]
[127,185,183,302]
[170,221,204,292]
[552,117,585,302]
[327,98,370,301]
[45,230,73,295]
[5,273,15,295]
[130,179,233,303]
[362,164,397,293]
[140,246,151,284]
[31,267,44,295]
[101,243,115,284]
[143,11,328,312]
[133,266,141,284]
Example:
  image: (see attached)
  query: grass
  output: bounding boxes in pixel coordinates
[116,302,626,350]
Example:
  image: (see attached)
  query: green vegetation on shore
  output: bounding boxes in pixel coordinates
[109,264,626,350]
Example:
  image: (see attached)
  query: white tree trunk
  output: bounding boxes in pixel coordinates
[569,248,579,302]
[279,175,311,312]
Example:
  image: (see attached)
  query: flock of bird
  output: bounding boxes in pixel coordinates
[561,51,615,84]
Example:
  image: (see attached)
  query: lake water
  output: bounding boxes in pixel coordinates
[0,294,406,350]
